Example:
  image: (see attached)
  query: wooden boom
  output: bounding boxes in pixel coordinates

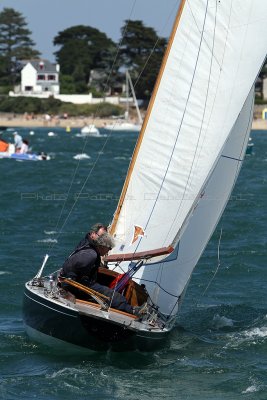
[105,246,174,262]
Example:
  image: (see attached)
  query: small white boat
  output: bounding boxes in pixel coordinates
[105,70,143,132]
[0,143,50,161]
[105,120,142,132]
[0,153,50,161]
[0,152,50,161]
[80,124,100,136]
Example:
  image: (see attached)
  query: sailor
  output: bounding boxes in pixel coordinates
[75,223,107,249]
[60,232,135,314]
[13,131,23,152]
[20,139,29,154]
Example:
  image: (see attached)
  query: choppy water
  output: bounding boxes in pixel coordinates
[0,127,266,399]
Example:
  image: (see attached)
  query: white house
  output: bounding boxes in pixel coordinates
[9,60,136,106]
[17,59,60,95]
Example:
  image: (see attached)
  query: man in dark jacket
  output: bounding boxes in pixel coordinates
[61,232,134,314]
[75,223,107,250]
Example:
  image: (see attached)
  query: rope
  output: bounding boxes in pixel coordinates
[45,2,139,256]
[200,227,223,298]
[60,277,110,300]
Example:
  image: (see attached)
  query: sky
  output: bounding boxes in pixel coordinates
[3,0,181,62]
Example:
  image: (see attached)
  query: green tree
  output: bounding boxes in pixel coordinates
[119,20,167,99]
[59,74,77,94]
[53,26,117,93]
[0,8,40,86]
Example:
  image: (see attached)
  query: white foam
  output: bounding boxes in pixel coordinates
[244,327,267,338]
[242,385,259,394]
[37,238,58,243]
[73,153,91,160]
[50,367,82,378]
[225,326,267,349]
[213,314,234,329]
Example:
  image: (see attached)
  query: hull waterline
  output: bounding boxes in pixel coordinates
[23,283,172,352]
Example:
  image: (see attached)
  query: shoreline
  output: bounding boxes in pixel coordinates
[1,114,267,131]
[0,115,119,129]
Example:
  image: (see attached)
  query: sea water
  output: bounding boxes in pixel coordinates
[0,127,266,399]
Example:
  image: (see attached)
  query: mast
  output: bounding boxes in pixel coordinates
[126,70,143,125]
[110,0,187,236]
[125,69,129,121]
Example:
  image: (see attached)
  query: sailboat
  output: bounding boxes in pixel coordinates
[105,70,143,132]
[79,124,100,137]
[23,1,267,351]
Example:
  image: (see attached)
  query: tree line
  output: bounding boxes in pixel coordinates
[0,7,167,100]
[0,7,266,104]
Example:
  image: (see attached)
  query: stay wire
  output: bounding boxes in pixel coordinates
[132,1,179,91]
[131,1,210,261]
[198,227,223,302]
[45,1,138,255]
[164,227,223,321]
[163,0,215,248]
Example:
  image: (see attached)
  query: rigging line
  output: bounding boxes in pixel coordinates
[132,0,210,257]
[165,0,252,251]
[139,278,180,299]
[221,155,243,162]
[200,0,253,159]
[198,227,223,300]
[45,2,139,252]
[132,0,180,91]
[166,297,180,321]
[98,0,139,97]
[107,279,119,314]
[187,0,222,70]
[164,93,253,314]
[177,0,245,203]
[236,87,255,162]
[163,0,218,248]
[109,0,187,236]
[221,90,255,200]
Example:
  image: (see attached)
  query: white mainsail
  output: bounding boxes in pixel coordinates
[110,1,266,252]
[139,87,254,315]
[108,1,267,314]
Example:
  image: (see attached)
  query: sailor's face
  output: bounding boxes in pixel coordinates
[90,227,106,240]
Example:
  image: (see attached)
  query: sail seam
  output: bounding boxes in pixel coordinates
[166,0,219,248]
[110,0,187,235]
[221,155,243,162]
[138,0,210,250]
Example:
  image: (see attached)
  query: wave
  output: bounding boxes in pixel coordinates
[242,385,260,394]
[36,238,58,243]
[212,314,234,329]
[73,153,91,160]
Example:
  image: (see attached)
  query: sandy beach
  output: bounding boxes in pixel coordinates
[1,113,267,130]
[0,113,118,129]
